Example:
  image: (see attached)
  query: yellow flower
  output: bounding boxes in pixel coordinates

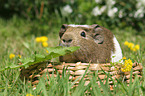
[26,94,34,96]
[41,36,48,42]
[121,59,133,72]
[9,53,15,59]
[132,48,137,52]
[122,56,126,60]
[135,44,140,50]
[128,43,134,49]
[35,37,41,43]
[18,55,21,58]
[130,47,134,51]
[46,50,49,53]
[35,36,48,43]
[124,41,139,52]
[42,42,48,47]
[129,44,140,52]
[124,41,129,46]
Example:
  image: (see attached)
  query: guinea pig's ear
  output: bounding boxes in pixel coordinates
[92,24,104,44]
[59,24,68,38]
[92,24,100,29]
[93,34,104,44]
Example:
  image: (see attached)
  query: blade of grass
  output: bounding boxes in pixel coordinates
[128,69,133,96]
[39,76,48,96]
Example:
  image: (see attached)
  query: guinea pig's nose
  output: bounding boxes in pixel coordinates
[62,39,72,43]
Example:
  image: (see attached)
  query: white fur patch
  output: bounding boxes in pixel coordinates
[68,24,90,28]
[111,36,123,63]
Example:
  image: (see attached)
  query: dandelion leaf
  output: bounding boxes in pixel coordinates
[0,46,80,71]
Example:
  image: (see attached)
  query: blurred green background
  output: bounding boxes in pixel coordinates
[0,0,144,32]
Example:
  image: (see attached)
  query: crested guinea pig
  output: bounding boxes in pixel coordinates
[59,24,122,63]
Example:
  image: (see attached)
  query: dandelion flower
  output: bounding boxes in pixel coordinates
[132,48,137,52]
[130,46,135,51]
[35,36,48,43]
[135,44,140,50]
[128,43,134,49]
[124,41,129,46]
[122,56,126,59]
[9,53,15,59]
[26,94,34,96]
[35,37,41,43]
[42,42,48,47]
[41,36,48,42]
[121,59,133,72]
[18,55,21,58]
[131,44,140,52]
[46,50,49,53]
[124,41,140,52]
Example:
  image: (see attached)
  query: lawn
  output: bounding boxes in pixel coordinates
[0,16,145,96]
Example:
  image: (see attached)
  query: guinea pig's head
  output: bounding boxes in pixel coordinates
[59,24,115,63]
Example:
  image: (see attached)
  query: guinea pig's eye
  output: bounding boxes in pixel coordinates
[80,31,86,37]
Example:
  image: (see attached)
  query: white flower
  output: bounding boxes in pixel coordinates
[136,2,142,9]
[111,0,116,5]
[136,0,145,8]
[119,10,123,18]
[70,0,74,4]
[100,6,106,12]
[92,6,101,16]
[129,13,133,17]
[108,0,116,5]
[135,0,145,18]
[108,7,118,18]
[62,5,73,16]
[134,8,144,18]
[78,14,82,18]
[106,0,116,9]
[63,5,73,13]
[95,0,102,3]
[92,6,106,16]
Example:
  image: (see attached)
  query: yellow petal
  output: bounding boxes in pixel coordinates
[9,53,15,59]
[121,68,125,72]
[122,56,126,59]
[135,44,140,50]
[128,43,134,48]
[35,37,41,43]
[42,42,48,47]
[26,94,34,96]
[124,41,129,46]
[46,50,49,53]
[41,36,48,42]
[18,55,21,58]
[132,48,136,51]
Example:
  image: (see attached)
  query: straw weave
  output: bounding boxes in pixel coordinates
[20,62,142,89]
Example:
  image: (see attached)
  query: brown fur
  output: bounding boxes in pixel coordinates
[59,24,114,63]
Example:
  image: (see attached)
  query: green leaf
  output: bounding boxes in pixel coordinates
[35,54,45,61]
[22,42,30,49]
[0,46,80,72]
[46,46,80,56]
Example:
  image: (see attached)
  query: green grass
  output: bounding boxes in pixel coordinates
[0,16,145,96]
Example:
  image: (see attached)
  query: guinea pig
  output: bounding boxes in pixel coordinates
[59,24,122,63]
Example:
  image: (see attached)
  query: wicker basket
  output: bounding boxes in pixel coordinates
[20,62,142,90]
